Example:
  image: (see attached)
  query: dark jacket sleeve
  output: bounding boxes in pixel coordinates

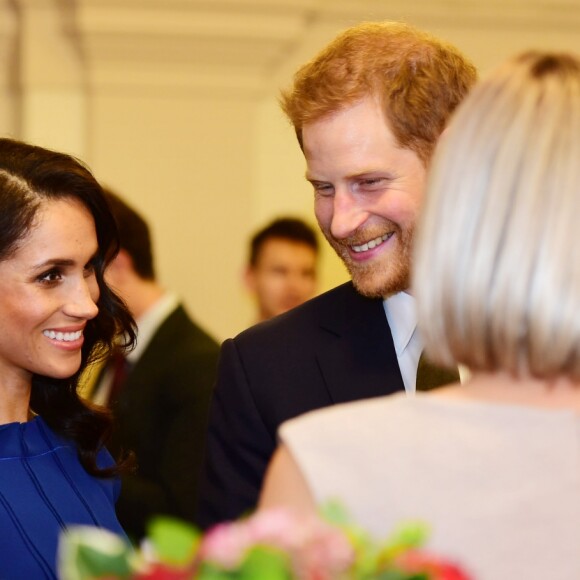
[196,283,401,530]
[196,338,276,529]
[116,344,218,535]
[112,309,219,540]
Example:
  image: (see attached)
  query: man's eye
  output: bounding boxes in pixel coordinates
[359,177,386,189]
[313,183,334,196]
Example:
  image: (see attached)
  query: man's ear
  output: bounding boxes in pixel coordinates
[109,248,133,273]
[435,126,449,149]
[243,265,257,292]
[105,248,134,288]
[425,127,449,170]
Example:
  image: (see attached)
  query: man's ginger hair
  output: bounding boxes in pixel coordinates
[280,21,477,164]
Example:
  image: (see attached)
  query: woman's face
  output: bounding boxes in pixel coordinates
[0,197,100,386]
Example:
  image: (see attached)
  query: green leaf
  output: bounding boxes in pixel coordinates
[373,571,427,580]
[239,546,291,580]
[385,522,429,551]
[147,516,201,565]
[75,545,133,577]
[58,527,133,580]
[198,561,241,579]
[320,499,352,526]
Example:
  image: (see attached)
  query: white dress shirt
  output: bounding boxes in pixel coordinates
[383,291,422,395]
[383,291,468,393]
[91,292,179,405]
[126,292,179,365]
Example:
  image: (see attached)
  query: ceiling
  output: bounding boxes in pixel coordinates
[5,0,580,96]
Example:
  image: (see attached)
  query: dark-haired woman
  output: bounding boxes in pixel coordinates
[0,138,135,578]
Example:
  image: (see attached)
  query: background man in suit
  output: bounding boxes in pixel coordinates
[89,189,220,540]
[244,217,319,323]
[197,21,477,528]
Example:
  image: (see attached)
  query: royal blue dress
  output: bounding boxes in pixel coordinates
[0,416,126,579]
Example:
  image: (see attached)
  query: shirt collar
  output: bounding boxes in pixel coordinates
[127,292,179,364]
[382,291,418,356]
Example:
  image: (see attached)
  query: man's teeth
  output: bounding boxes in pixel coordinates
[351,233,392,253]
[43,330,82,342]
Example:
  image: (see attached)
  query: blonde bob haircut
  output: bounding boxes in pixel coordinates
[414,51,580,381]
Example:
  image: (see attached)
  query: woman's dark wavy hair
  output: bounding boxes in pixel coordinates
[0,138,136,477]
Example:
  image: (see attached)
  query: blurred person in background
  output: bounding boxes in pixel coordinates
[244,217,319,323]
[85,189,219,541]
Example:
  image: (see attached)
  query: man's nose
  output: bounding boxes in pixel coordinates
[289,273,310,295]
[330,189,368,240]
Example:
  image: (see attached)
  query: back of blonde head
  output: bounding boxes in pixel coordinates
[414,52,580,380]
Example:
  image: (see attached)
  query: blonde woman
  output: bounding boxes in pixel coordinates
[260,52,580,579]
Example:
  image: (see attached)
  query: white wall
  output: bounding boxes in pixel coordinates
[89,89,258,338]
[3,0,580,341]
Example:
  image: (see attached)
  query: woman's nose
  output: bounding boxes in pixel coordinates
[64,278,100,320]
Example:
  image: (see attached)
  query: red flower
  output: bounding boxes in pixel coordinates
[393,550,473,580]
[133,562,193,580]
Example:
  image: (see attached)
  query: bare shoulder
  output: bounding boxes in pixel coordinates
[258,444,318,516]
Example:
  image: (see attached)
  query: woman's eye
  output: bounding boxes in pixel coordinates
[38,269,62,284]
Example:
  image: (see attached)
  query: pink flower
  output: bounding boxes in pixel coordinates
[244,507,300,550]
[198,521,253,568]
[198,509,354,577]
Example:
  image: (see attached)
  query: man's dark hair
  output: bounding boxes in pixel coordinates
[249,217,319,267]
[102,188,155,280]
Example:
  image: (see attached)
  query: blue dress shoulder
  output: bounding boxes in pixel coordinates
[0,416,126,579]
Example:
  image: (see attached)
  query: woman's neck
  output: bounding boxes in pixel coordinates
[0,373,32,424]
[435,370,580,411]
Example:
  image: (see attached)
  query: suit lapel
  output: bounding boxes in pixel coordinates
[114,306,186,405]
[315,283,404,405]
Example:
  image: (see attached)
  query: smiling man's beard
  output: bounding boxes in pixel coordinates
[322,222,415,299]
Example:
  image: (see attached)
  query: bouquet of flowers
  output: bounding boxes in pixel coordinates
[58,503,471,579]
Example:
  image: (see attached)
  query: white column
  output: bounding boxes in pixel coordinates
[16,0,87,158]
[0,2,19,137]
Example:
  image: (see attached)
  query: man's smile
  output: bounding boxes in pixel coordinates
[351,232,394,253]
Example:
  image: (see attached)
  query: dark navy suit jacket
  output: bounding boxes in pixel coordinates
[108,304,219,539]
[197,282,404,528]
